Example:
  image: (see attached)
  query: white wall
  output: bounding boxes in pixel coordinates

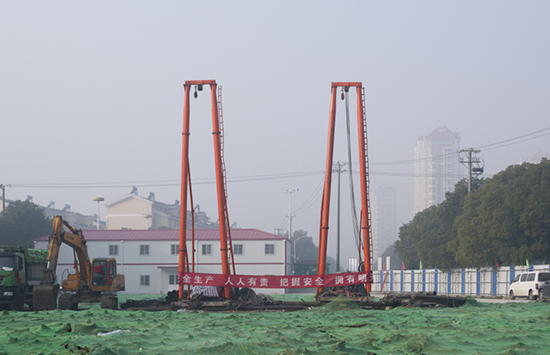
[34,237,290,295]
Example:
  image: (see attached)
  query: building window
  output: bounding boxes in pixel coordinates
[202,244,212,255]
[109,245,118,256]
[140,275,150,286]
[169,275,178,285]
[265,244,275,255]
[140,245,150,255]
[171,244,179,255]
[234,244,243,255]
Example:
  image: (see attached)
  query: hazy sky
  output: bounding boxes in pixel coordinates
[1,1,549,267]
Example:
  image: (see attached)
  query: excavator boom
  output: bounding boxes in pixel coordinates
[33,216,124,311]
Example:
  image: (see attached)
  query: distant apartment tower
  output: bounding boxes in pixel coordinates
[521,150,550,164]
[414,126,461,214]
[371,184,397,258]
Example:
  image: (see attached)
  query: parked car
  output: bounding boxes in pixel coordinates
[509,271,550,300]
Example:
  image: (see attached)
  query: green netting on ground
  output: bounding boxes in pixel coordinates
[1,297,550,354]
[268,293,316,302]
[316,294,362,311]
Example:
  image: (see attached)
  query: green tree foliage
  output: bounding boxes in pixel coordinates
[395,159,550,269]
[0,200,52,246]
[288,230,338,274]
[454,159,550,266]
[290,230,318,262]
[380,244,403,270]
[395,178,482,270]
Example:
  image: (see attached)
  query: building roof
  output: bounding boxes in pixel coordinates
[104,194,154,208]
[425,126,460,142]
[34,229,289,242]
[105,193,180,209]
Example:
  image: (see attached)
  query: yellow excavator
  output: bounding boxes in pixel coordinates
[33,216,125,310]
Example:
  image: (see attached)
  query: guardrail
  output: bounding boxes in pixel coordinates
[370,265,550,296]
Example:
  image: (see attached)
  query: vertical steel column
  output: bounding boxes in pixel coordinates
[210,84,231,299]
[317,86,338,295]
[355,85,372,291]
[178,84,191,299]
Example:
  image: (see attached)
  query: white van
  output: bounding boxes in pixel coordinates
[509,271,550,300]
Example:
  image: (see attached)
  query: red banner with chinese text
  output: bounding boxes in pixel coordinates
[179,271,372,289]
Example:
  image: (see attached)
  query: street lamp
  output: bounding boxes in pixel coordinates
[92,197,104,230]
[142,214,152,229]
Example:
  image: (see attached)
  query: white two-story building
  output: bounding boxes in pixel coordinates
[34,229,291,295]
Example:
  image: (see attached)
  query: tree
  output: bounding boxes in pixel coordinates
[0,200,52,246]
[419,178,481,270]
[395,178,482,270]
[454,159,550,266]
[380,244,403,270]
[394,205,436,270]
[290,230,318,263]
[288,230,338,274]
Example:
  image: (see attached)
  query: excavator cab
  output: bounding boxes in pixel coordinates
[92,258,116,287]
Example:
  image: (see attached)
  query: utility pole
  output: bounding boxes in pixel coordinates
[0,184,6,212]
[459,148,483,193]
[284,184,298,267]
[333,161,346,272]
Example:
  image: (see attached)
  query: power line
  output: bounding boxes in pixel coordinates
[7,125,548,189]
[370,125,550,166]
[475,126,550,150]
[293,176,324,215]
[480,132,550,152]
[9,170,469,190]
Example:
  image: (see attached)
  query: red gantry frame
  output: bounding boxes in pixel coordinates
[179,80,234,299]
[317,82,373,295]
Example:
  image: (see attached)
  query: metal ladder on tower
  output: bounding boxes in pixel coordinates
[217,86,236,274]
[360,87,374,270]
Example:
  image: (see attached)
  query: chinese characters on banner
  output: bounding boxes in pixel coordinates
[178,271,372,289]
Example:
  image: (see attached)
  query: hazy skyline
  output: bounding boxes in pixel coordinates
[1,1,549,267]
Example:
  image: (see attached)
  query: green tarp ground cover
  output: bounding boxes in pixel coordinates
[1,295,549,354]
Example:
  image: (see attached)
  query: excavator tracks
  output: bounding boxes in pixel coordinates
[100,295,118,310]
[58,294,78,310]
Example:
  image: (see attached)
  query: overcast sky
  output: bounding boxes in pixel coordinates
[1,1,549,268]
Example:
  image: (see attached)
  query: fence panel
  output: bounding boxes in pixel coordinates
[370,265,550,297]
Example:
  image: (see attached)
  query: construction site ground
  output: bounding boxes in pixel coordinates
[1,293,549,354]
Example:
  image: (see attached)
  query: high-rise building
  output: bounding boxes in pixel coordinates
[414,126,461,214]
[521,150,549,164]
[371,184,397,259]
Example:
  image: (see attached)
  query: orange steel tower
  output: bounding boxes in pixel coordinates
[179,80,234,299]
[317,82,373,295]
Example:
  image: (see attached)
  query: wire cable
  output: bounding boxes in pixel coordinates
[294,176,324,215]
[8,126,548,189]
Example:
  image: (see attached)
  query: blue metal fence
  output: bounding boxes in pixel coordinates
[371,265,550,296]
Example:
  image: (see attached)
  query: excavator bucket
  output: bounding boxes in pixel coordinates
[33,284,59,311]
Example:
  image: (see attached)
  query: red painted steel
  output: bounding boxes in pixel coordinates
[209,83,232,299]
[179,84,191,299]
[355,87,372,292]
[317,86,338,294]
[317,82,372,295]
[179,80,233,299]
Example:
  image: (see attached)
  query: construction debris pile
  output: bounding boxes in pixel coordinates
[378,292,468,309]
[121,289,469,312]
